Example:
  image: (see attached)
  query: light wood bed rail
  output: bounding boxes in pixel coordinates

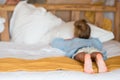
[0,2,120,41]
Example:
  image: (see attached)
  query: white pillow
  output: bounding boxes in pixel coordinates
[88,23,114,42]
[0,17,5,33]
[41,21,114,44]
[10,1,64,45]
[38,22,74,44]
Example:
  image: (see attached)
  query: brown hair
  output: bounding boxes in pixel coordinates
[74,19,91,39]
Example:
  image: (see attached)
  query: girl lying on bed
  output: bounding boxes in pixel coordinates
[51,19,108,74]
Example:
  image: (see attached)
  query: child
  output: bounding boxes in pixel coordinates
[51,19,108,74]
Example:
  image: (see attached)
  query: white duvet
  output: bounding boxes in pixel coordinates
[0,41,120,80]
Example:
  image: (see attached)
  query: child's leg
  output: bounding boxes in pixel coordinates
[91,52,108,73]
[74,52,86,62]
[74,53,94,73]
[84,54,94,73]
[96,53,108,73]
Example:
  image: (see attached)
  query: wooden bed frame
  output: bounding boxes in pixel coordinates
[0,1,120,42]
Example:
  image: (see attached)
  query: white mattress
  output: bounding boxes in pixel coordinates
[0,69,120,80]
[0,40,120,80]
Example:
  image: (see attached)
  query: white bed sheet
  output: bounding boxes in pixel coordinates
[0,70,120,80]
[103,40,120,58]
[0,41,120,80]
[0,42,65,59]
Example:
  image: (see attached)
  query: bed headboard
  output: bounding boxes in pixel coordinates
[0,1,120,41]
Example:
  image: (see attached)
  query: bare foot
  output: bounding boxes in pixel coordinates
[84,54,94,74]
[96,54,108,73]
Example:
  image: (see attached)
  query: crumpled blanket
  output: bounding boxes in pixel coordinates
[0,56,120,72]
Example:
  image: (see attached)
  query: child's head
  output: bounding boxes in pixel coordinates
[74,19,91,39]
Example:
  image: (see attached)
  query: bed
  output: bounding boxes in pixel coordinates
[0,1,120,80]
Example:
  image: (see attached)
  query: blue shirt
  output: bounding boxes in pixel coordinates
[51,38,107,60]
